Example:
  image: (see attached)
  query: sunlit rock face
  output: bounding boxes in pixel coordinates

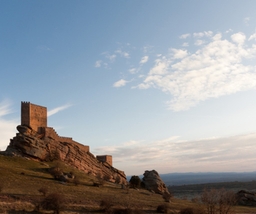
[3,125,127,185]
[142,170,170,194]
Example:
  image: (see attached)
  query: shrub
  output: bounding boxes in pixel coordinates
[0,184,3,193]
[49,166,63,180]
[129,175,141,188]
[100,199,113,212]
[179,207,205,214]
[40,193,64,214]
[156,204,170,213]
[112,208,144,214]
[96,172,105,186]
[38,186,48,196]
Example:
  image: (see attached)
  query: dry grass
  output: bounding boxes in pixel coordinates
[0,155,256,213]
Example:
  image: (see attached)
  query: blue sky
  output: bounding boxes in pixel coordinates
[1,1,256,175]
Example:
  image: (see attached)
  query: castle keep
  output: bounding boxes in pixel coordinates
[20,101,112,166]
[21,102,47,134]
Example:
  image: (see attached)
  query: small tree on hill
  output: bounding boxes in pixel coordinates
[201,188,237,214]
[129,175,141,188]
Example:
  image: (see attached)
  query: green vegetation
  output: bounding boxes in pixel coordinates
[0,155,256,213]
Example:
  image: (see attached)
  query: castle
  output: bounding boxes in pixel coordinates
[20,101,112,166]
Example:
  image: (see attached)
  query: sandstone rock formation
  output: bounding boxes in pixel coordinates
[2,125,127,184]
[142,170,169,194]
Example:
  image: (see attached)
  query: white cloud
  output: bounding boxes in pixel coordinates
[93,132,256,175]
[249,33,256,41]
[193,31,213,38]
[180,33,190,39]
[48,104,72,117]
[194,40,205,46]
[113,79,128,88]
[170,48,188,59]
[129,68,137,74]
[136,31,256,111]
[0,100,18,151]
[95,60,102,68]
[140,56,149,64]
[231,32,246,45]
[182,42,189,47]
[225,29,233,33]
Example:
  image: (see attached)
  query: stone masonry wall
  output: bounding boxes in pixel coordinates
[21,102,47,133]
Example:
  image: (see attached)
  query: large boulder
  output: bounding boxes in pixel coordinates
[236,190,256,206]
[2,125,127,185]
[142,170,169,194]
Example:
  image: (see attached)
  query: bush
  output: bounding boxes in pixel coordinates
[156,204,170,213]
[0,184,3,193]
[49,166,63,180]
[129,175,141,188]
[112,208,144,214]
[179,207,205,214]
[40,193,64,214]
[100,199,113,213]
[38,186,48,196]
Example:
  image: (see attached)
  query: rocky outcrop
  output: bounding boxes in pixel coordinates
[142,170,169,194]
[3,125,127,184]
[236,190,256,206]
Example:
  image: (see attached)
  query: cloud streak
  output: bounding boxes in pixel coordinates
[113,79,128,88]
[48,104,72,116]
[0,100,18,151]
[93,133,256,175]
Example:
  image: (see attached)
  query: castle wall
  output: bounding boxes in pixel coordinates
[43,127,90,152]
[21,102,47,133]
[97,155,112,166]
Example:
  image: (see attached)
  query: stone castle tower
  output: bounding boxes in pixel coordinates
[20,101,112,166]
[21,102,47,134]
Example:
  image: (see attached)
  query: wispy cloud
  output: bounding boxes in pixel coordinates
[0,100,18,151]
[140,56,149,64]
[115,50,130,58]
[48,104,72,117]
[244,17,250,26]
[113,79,128,88]
[37,45,52,51]
[180,33,190,39]
[93,133,256,175]
[95,60,102,68]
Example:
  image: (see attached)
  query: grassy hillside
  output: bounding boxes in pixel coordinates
[0,155,256,213]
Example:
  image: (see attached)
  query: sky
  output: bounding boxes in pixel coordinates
[1,1,256,176]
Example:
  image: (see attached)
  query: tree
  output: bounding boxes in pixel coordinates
[201,188,237,214]
[129,175,141,188]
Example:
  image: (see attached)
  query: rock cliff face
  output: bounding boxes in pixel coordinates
[142,170,169,194]
[3,125,127,184]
